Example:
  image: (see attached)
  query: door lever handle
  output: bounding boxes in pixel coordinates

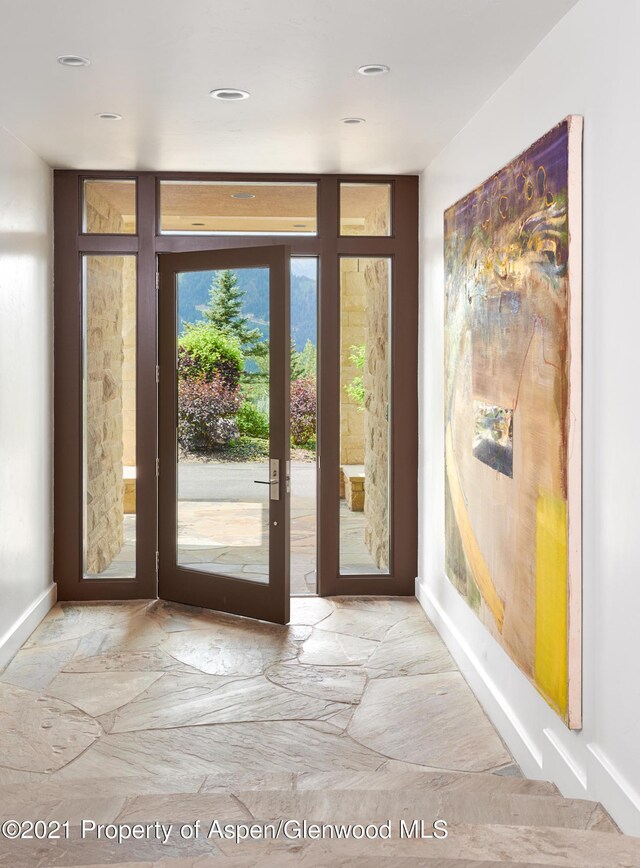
[254,459,280,501]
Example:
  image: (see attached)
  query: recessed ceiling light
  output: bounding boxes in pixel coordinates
[57,54,90,67]
[95,112,122,120]
[341,117,366,125]
[210,88,250,101]
[231,192,255,200]
[357,64,390,76]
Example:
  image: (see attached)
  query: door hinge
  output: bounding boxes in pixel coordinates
[156,457,160,477]
[155,551,160,572]
[155,364,160,384]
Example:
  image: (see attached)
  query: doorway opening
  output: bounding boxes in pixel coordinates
[173,256,317,596]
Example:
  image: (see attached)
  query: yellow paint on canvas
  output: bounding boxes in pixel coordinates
[534,493,568,718]
[445,426,505,631]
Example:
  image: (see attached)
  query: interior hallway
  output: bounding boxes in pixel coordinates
[1,597,637,866]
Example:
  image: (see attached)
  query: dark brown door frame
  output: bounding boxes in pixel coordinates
[158,246,291,624]
[316,176,419,595]
[53,173,158,601]
[53,171,418,603]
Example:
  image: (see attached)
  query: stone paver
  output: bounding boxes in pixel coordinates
[0,598,628,866]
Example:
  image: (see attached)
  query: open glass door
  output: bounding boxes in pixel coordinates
[158,246,290,624]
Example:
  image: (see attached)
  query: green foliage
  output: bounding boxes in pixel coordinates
[243,379,270,414]
[345,377,365,405]
[178,322,243,385]
[177,267,317,349]
[297,339,317,379]
[237,400,269,439]
[344,344,365,406]
[253,337,313,383]
[204,269,265,356]
[289,337,305,381]
[349,344,365,369]
[215,436,270,462]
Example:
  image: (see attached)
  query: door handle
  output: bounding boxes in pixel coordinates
[254,458,280,501]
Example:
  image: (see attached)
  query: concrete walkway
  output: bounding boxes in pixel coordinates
[178,460,316,501]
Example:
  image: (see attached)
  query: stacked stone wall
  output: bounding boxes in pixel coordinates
[122,257,136,468]
[363,258,390,571]
[84,187,132,573]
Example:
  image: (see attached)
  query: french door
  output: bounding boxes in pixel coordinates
[158,246,291,624]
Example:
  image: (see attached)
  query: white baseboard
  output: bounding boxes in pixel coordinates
[416,576,640,836]
[0,583,57,669]
[587,744,640,835]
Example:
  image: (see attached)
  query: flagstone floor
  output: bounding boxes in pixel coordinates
[0,597,632,867]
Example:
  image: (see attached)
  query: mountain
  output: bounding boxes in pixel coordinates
[177,265,317,350]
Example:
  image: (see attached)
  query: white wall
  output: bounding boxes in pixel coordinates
[417,0,640,836]
[0,126,55,667]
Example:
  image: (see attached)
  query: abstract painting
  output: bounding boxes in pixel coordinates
[444,117,582,728]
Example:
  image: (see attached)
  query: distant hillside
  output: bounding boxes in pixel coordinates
[177,267,317,350]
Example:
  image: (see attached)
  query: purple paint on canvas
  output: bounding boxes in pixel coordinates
[445,120,569,239]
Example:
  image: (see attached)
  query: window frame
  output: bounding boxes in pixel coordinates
[53,171,418,601]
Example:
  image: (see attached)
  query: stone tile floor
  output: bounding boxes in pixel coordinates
[0,597,636,867]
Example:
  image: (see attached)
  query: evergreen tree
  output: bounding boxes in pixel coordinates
[254,337,305,382]
[298,339,317,380]
[204,270,264,356]
[290,338,304,381]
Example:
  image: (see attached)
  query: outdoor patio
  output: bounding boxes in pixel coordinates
[100,461,384,593]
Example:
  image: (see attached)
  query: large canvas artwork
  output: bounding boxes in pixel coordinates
[444,117,583,728]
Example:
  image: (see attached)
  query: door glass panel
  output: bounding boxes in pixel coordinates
[340,182,391,236]
[82,255,137,578]
[339,257,391,575]
[290,257,318,594]
[160,181,317,235]
[83,179,137,234]
[176,266,271,582]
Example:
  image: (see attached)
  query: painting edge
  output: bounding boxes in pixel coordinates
[566,113,583,730]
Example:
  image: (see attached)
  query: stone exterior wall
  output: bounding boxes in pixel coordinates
[85,254,125,573]
[84,186,135,573]
[339,259,366,466]
[363,259,390,571]
[364,197,390,236]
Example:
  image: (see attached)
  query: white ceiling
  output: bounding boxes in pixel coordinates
[0,0,578,173]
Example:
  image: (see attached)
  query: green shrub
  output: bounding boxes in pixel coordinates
[178,378,241,453]
[344,344,365,407]
[178,323,244,387]
[237,401,269,439]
